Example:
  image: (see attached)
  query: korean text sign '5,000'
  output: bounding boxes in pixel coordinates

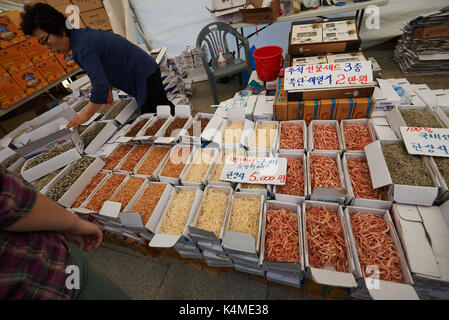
[219,156,287,186]
[283,61,373,91]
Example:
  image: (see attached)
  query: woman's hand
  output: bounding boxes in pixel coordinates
[66,111,93,129]
[107,88,114,106]
[64,218,103,252]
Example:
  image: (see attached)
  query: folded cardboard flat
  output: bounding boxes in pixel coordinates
[371,116,400,143]
[365,141,439,206]
[344,206,418,300]
[302,201,357,288]
[222,192,265,258]
[341,152,393,210]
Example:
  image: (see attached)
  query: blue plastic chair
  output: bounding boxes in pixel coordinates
[196,22,252,105]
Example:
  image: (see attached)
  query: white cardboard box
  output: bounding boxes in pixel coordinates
[15,117,69,146]
[180,147,218,188]
[373,79,401,112]
[21,132,83,183]
[180,113,214,145]
[273,153,307,205]
[207,146,245,188]
[81,121,118,155]
[248,120,279,154]
[222,192,265,259]
[102,99,139,125]
[27,103,75,129]
[260,200,304,278]
[307,150,346,204]
[188,185,233,246]
[158,144,193,185]
[341,152,393,210]
[135,106,172,142]
[154,105,192,145]
[308,120,344,153]
[133,145,172,180]
[433,105,449,129]
[371,116,400,142]
[114,143,153,174]
[278,120,307,154]
[345,206,419,300]
[45,157,105,208]
[266,269,301,288]
[340,119,377,152]
[365,141,440,206]
[386,105,444,140]
[115,114,154,143]
[428,156,449,204]
[150,187,204,249]
[302,201,358,289]
[413,84,438,108]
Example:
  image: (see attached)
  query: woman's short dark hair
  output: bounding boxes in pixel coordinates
[20,3,69,37]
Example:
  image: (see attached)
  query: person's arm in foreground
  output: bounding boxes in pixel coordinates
[5,192,102,252]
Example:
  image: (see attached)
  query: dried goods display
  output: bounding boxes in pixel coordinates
[0,154,21,169]
[160,146,192,178]
[81,122,107,148]
[135,146,170,176]
[183,149,214,183]
[434,157,449,186]
[196,188,230,238]
[160,189,197,235]
[276,158,304,196]
[24,142,75,171]
[72,172,107,208]
[280,122,304,150]
[103,144,133,170]
[144,118,168,136]
[86,174,126,211]
[227,197,261,240]
[400,109,443,128]
[310,156,342,192]
[347,158,387,200]
[350,212,403,283]
[46,157,95,201]
[250,123,277,149]
[111,177,145,209]
[118,144,151,172]
[32,169,63,191]
[163,118,189,137]
[104,99,132,120]
[265,209,300,263]
[223,122,244,144]
[131,184,167,224]
[125,119,150,137]
[188,118,210,136]
[73,100,89,113]
[343,123,373,151]
[306,206,348,272]
[382,144,433,187]
[313,124,339,150]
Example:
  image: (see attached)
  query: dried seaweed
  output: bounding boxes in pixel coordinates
[382,144,433,187]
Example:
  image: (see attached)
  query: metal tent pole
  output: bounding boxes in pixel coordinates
[128,0,152,51]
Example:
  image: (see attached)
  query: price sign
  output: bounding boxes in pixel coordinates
[284,61,373,91]
[400,126,449,157]
[219,156,287,186]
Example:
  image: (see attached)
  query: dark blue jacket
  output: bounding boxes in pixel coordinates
[70,28,158,107]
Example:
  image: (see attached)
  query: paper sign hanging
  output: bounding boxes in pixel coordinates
[400,126,449,158]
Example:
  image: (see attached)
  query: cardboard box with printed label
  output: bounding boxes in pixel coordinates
[240,0,280,24]
[373,79,401,111]
[54,51,79,73]
[365,140,440,206]
[0,63,8,80]
[352,97,375,119]
[344,206,418,300]
[302,100,319,125]
[273,153,307,205]
[302,201,357,289]
[0,15,27,50]
[0,77,27,110]
[307,151,346,204]
[0,45,34,75]
[308,120,344,153]
[273,89,288,121]
[334,98,355,120]
[278,120,307,153]
[81,8,112,31]
[318,99,332,120]
[12,66,49,95]
[70,0,104,12]
[35,56,66,83]
[19,37,53,64]
[341,152,393,210]
[287,100,303,121]
[392,202,449,300]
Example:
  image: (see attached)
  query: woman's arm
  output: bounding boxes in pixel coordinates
[66,101,102,129]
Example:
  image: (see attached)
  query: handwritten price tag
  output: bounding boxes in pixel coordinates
[284,61,373,91]
[219,156,287,186]
[400,126,449,157]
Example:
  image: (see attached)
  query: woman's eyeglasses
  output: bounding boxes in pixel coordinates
[39,33,50,45]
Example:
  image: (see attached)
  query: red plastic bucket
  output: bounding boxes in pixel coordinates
[253,46,284,82]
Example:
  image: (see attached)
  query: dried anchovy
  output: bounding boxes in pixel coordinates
[78,125,89,135]
[32,169,63,191]
[12,160,26,175]
[163,118,188,137]
[188,118,210,137]
[0,154,22,169]
[73,100,89,113]
[24,142,75,171]
[434,157,449,186]
[126,119,149,137]
[144,118,167,136]
[46,157,95,201]
[81,122,107,147]
[400,109,443,128]
[104,99,132,120]
[382,144,433,187]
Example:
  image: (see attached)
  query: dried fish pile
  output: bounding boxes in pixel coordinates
[104,99,132,120]
[0,154,22,169]
[382,144,433,187]
[24,142,75,171]
[434,157,449,186]
[81,123,107,148]
[400,109,442,128]
[32,169,63,191]
[46,157,95,201]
